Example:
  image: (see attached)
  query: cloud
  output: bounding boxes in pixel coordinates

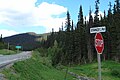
[0,0,67,33]
[33,2,67,32]
[86,11,104,22]
[0,29,19,37]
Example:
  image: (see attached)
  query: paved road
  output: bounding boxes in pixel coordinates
[0,51,32,68]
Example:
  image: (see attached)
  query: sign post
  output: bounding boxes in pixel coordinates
[97,54,101,80]
[16,46,22,53]
[90,26,105,80]
[95,33,104,80]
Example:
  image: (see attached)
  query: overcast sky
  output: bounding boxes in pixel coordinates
[0,0,115,37]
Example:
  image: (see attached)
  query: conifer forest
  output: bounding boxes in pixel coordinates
[42,0,120,66]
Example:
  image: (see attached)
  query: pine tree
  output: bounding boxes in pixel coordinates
[71,20,74,32]
[74,27,81,64]
[51,40,63,66]
[75,5,83,64]
[65,11,71,32]
[61,22,64,31]
[0,34,2,42]
[45,28,56,48]
[113,4,117,14]
[63,11,73,64]
[114,0,120,61]
[75,5,87,64]
[78,6,84,25]
[101,10,110,60]
[56,23,66,64]
[115,0,120,13]
[87,8,94,62]
[106,2,113,59]
[94,0,100,26]
[71,20,75,64]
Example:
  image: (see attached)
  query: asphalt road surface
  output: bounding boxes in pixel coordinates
[0,51,32,68]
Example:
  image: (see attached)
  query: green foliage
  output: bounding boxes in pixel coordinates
[0,49,16,55]
[68,61,120,80]
[3,50,74,80]
[44,1,120,65]
[111,67,120,77]
[35,48,48,57]
[47,40,63,66]
[75,5,88,64]
[65,11,71,32]
[94,0,100,26]
[0,42,7,49]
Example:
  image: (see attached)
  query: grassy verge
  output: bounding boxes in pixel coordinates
[2,48,120,80]
[2,51,75,80]
[68,61,120,80]
[0,49,16,55]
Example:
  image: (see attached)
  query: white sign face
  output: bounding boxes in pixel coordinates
[90,26,106,33]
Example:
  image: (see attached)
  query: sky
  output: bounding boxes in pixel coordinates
[0,0,115,37]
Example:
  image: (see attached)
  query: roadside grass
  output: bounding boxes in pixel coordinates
[1,48,120,80]
[2,51,75,80]
[68,60,120,80]
[0,49,16,55]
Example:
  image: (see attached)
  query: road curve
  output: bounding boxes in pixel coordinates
[0,51,32,68]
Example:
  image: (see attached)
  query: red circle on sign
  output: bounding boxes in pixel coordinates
[95,33,104,54]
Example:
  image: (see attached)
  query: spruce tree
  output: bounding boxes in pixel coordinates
[75,5,87,64]
[94,0,100,26]
[0,34,2,42]
[71,20,75,64]
[113,4,117,14]
[65,11,71,32]
[92,0,100,59]
[115,0,120,13]
[114,0,120,61]
[106,2,113,59]
[51,40,62,66]
[75,5,83,64]
[64,11,73,64]
[45,28,56,48]
[87,8,94,62]
[61,22,64,31]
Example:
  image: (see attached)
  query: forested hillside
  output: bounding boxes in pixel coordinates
[42,0,120,66]
[3,32,50,50]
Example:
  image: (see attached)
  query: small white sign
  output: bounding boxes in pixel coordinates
[90,26,106,33]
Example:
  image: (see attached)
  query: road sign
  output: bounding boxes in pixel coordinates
[90,26,106,33]
[95,33,104,54]
[90,26,105,80]
[16,46,21,49]
[95,33,104,80]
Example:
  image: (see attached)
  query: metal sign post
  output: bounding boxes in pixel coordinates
[95,32,104,80]
[97,54,101,80]
[90,27,105,80]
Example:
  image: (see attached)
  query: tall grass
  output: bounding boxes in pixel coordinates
[2,51,74,80]
[0,49,16,55]
[68,61,120,80]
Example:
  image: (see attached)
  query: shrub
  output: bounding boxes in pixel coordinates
[111,67,120,77]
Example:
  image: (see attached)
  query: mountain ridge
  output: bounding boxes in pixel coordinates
[3,32,50,50]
